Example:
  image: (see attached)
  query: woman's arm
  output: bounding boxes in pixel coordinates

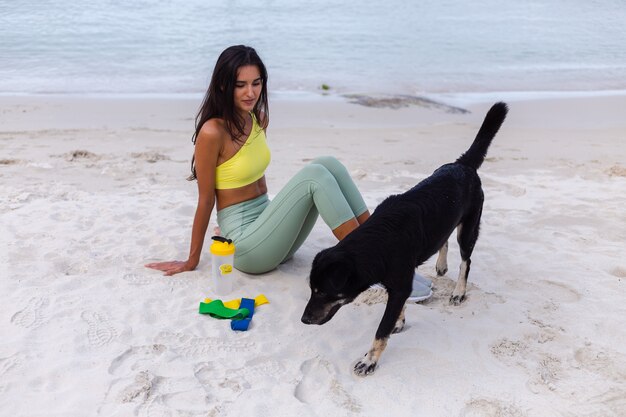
[146,122,222,276]
[186,125,221,268]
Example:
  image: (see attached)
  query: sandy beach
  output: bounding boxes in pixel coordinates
[1,92,625,416]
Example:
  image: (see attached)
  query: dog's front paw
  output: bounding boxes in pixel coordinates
[354,356,377,377]
[449,294,466,305]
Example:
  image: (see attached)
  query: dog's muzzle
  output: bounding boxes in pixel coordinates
[301,297,347,325]
[300,312,317,325]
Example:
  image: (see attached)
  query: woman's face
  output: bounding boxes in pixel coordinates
[234,65,262,115]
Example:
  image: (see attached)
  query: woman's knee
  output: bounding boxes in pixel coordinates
[312,155,342,169]
[311,156,349,177]
[298,163,336,187]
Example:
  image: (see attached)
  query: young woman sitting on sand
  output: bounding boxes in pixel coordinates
[145,45,432,301]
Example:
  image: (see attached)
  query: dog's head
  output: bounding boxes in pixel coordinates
[301,248,367,325]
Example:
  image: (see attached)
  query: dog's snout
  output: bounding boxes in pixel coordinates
[301,313,313,325]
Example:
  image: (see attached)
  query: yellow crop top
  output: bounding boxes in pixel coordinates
[215,114,271,190]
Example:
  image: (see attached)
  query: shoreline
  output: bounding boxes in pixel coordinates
[3,89,626,133]
[2,87,626,104]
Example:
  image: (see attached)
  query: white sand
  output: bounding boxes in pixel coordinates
[1,93,625,417]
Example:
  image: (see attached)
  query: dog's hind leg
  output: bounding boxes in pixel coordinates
[451,256,470,305]
[450,207,482,305]
[354,292,408,376]
[435,241,449,276]
[392,305,406,334]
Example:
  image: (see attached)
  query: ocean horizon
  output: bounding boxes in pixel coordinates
[2,0,626,96]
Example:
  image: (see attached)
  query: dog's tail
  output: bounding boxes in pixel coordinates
[456,102,508,170]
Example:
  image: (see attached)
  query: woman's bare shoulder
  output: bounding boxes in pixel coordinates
[197,118,226,146]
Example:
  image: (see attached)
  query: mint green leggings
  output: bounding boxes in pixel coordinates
[216,156,368,274]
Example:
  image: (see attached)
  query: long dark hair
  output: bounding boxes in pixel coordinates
[188,45,269,180]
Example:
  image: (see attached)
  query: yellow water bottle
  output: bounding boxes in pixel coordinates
[210,236,235,295]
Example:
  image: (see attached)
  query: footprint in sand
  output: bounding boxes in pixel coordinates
[0,352,26,378]
[193,362,215,388]
[116,370,157,404]
[526,353,562,393]
[0,353,26,393]
[459,398,527,417]
[108,344,167,375]
[574,346,626,382]
[193,362,244,405]
[123,273,153,286]
[573,387,626,417]
[294,357,361,413]
[215,356,285,395]
[235,357,284,381]
[102,372,162,415]
[490,337,564,393]
[11,297,49,329]
[190,358,287,412]
[103,348,211,415]
[609,266,626,279]
[155,331,255,357]
[146,374,212,415]
[525,316,564,344]
[81,311,118,347]
[490,338,528,359]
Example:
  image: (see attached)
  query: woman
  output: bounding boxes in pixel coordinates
[145,45,432,300]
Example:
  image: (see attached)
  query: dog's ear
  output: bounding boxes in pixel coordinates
[323,251,353,293]
[310,248,353,294]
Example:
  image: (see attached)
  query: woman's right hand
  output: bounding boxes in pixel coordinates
[145,260,197,276]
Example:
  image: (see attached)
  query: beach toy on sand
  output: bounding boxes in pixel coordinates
[198,299,250,320]
[203,294,270,309]
[199,294,269,331]
[231,298,255,331]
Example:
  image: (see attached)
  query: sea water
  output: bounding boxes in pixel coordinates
[1,0,625,95]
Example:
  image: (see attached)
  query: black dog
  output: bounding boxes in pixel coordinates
[301,102,508,376]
